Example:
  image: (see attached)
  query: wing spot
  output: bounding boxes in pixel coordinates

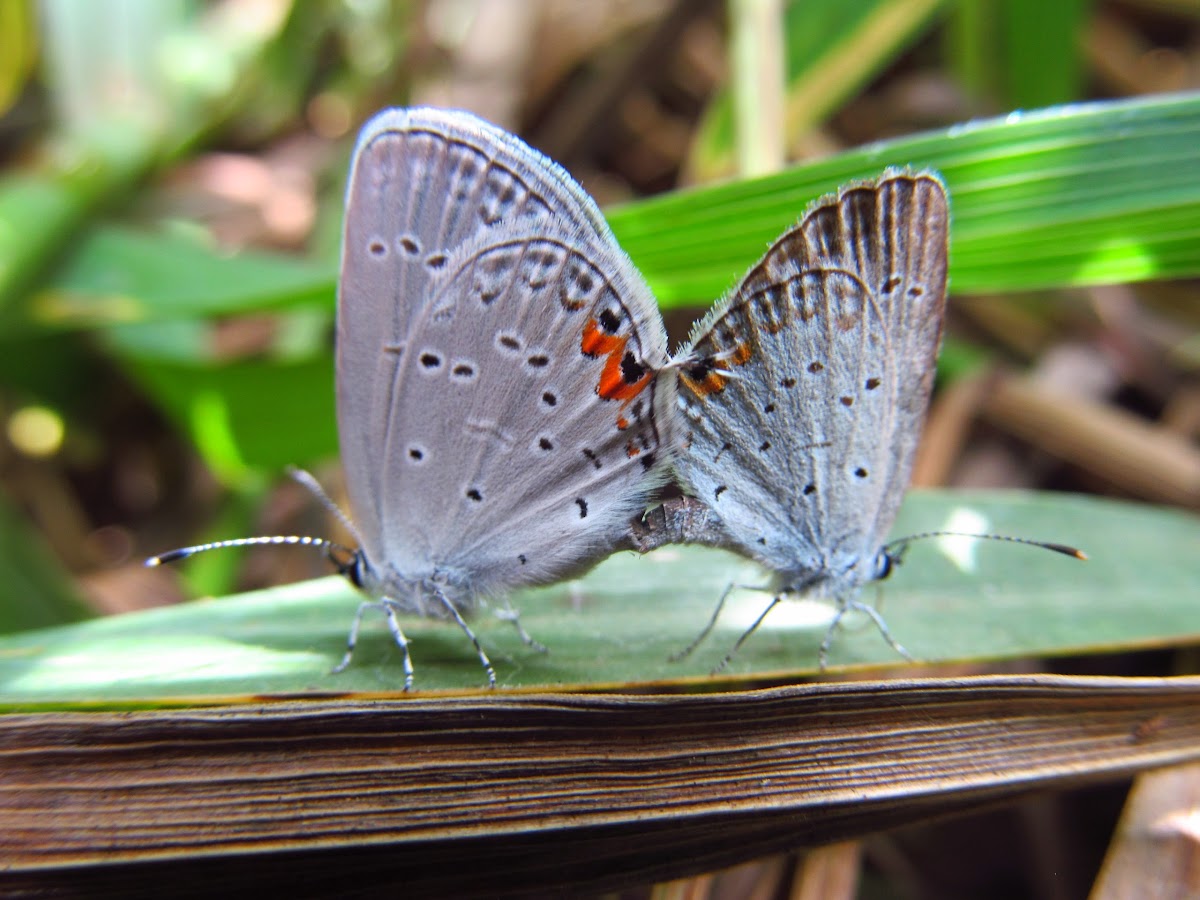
[865,377,881,390]
[426,253,448,269]
[882,275,901,292]
[759,441,770,451]
[407,446,426,463]
[518,554,527,565]
[909,286,925,298]
[840,396,854,407]
[419,352,442,370]
[497,333,522,353]
[855,467,868,479]
[781,377,796,389]
[575,498,588,518]
[399,236,420,255]
[714,485,727,499]
[538,437,554,451]
[527,353,550,368]
[598,309,621,333]
[582,448,601,469]
[803,483,817,495]
[368,240,387,257]
[757,537,767,545]
[451,362,477,382]
[764,403,776,413]
[466,488,484,502]
[808,361,824,374]
[640,452,656,471]
[620,352,646,384]
[542,391,558,407]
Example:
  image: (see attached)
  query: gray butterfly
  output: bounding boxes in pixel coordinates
[152,108,674,689]
[631,171,953,668]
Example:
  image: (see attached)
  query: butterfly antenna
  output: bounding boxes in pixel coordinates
[146,534,356,570]
[148,468,363,575]
[285,465,363,545]
[885,531,1087,566]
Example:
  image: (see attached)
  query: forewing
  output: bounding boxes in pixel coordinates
[674,172,949,575]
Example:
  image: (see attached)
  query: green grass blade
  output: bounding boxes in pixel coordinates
[1,491,1195,706]
[612,91,1200,303]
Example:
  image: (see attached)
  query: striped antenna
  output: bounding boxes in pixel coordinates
[885,531,1087,565]
[146,534,355,569]
[145,468,360,574]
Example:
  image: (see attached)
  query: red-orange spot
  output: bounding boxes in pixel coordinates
[626,440,639,458]
[679,341,753,397]
[581,319,652,402]
[680,370,727,396]
[729,342,753,365]
[616,416,629,430]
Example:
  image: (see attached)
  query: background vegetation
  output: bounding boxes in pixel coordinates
[1,1,1198,896]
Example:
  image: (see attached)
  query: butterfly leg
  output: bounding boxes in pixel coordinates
[670,581,736,662]
[381,600,415,692]
[434,587,497,688]
[713,594,783,674]
[331,599,383,674]
[495,602,547,654]
[819,597,914,670]
[331,599,416,689]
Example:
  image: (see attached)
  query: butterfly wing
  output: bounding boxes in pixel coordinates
[673,172,949,588]
[338,108,670,598]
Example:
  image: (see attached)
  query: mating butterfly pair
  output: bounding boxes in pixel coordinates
[153,108,1077,688]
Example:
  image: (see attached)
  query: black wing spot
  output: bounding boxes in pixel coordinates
[840,396,854,407]
[466,488,484,502]
[808,361,824,374]
[399,236,420,255]
[419,352,442,370]
[575,498,588,518]
[865,377,881,390]
[908,286,924,297]
[757,537,767,545]
[714,485,727,499]
[598,309,621,333]
[518,554,527,565]
[368,240,386,257]
[582,448,601,469]
[764,403,776,413]
[407,447,425,462]
[542,391,558,407]
[803,483,817,495]
[759,441,770,451]
[781,377,796,388]
[426,253,448,269]
[686,358,713,383]
[451,362,476,380]
[497,333,521,352]
[640,452,656,471]
[527,353,550,368]
[538,437,554,451]
[619,352,645,384]
[854,467,868,479]
[882,275,901,292]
